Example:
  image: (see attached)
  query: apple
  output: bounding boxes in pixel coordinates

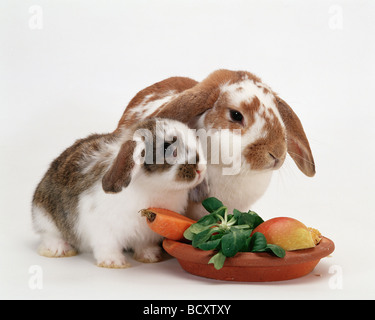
[252,217,322,251]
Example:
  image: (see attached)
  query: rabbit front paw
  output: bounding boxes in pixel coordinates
[38,237,77,258]
[95,251,131,269]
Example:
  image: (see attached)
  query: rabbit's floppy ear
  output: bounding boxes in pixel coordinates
[154,86,219,123]
[153,69,254,124]
[276,97,315,177]
[102,140,137,193]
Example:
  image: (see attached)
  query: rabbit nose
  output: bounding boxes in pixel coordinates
[196,163,206,174]
[268,152,278,162]
[268,152,284,169]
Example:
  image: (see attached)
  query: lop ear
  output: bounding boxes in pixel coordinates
[102,140,137,193]
[276,97,316,177]
[154,87,219,123]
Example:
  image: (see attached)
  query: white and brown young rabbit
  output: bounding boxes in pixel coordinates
[117,69,316,220]
[32,118,207,268]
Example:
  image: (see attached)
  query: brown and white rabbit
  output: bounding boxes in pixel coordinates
[116,69,315,220]
[32,118,207,268]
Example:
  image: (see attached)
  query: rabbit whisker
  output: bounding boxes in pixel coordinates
[287,151,315,166]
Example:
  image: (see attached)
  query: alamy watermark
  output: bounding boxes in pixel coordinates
[28,265,43,290]
[328,5,344,30]
[328,264,343,290]
[132,123,243,176]
[28,5,43,30]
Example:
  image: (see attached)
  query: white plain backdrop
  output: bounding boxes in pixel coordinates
[1,0,374,299]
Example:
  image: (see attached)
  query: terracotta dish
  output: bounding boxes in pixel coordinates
[163,237,335,282]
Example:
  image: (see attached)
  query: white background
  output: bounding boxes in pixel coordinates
[1,0,374,300]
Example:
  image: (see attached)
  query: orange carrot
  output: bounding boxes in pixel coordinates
[140,208,196,241]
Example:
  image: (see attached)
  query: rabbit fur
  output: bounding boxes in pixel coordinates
[32,118,207,268]
[116,69,315,219]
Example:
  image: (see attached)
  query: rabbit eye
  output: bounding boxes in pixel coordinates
[164,142,172,156]
[163,142,177,158]
[230,110,244,123]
